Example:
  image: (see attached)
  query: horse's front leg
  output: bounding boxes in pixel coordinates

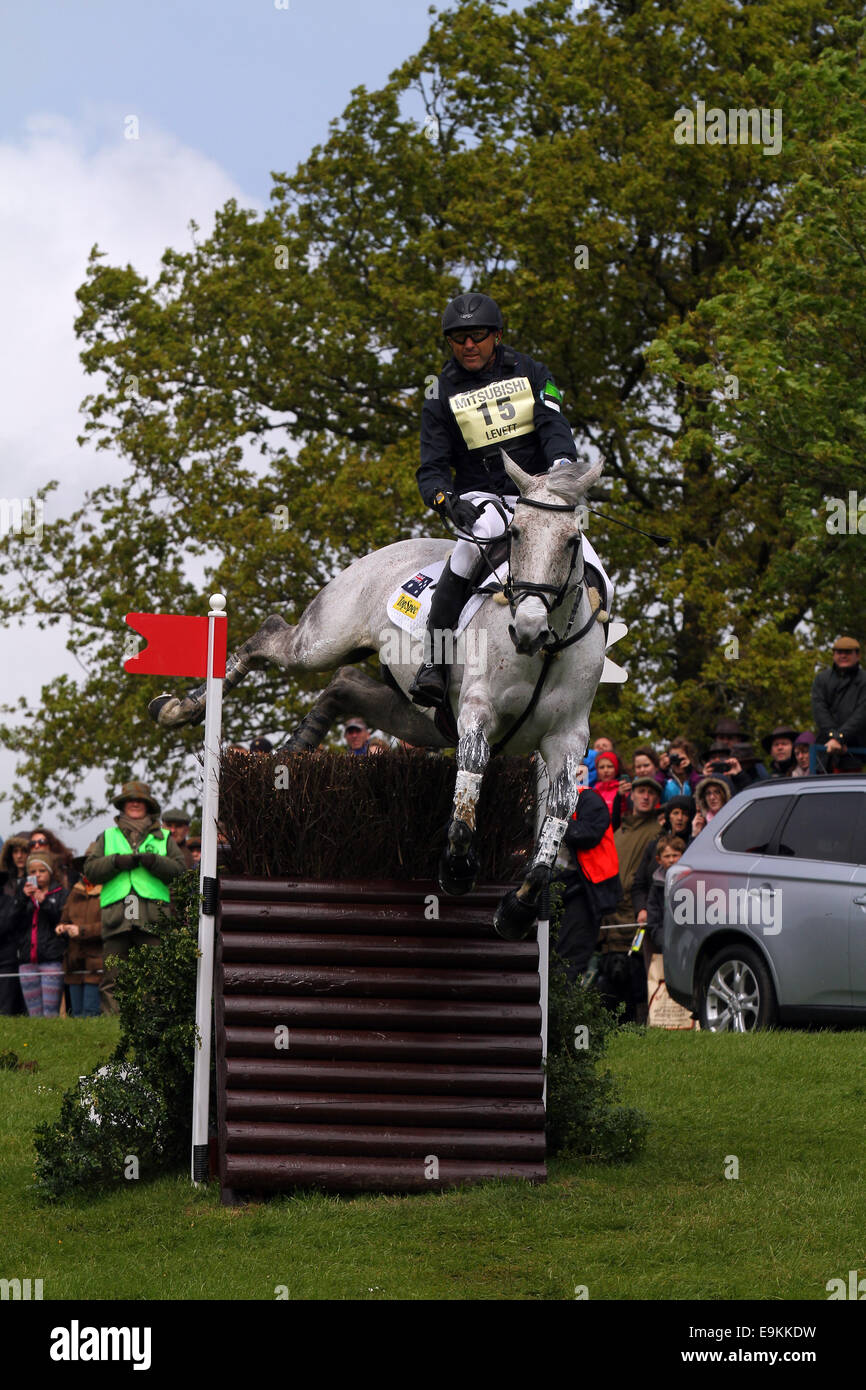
[493,737,584,940]
[438,704,491,897]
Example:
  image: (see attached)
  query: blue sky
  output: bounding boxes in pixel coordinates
[0,0,540,837]
[1,0,463,205]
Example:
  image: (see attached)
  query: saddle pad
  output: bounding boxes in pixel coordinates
[386,558,506,637]
[385,554,628,683]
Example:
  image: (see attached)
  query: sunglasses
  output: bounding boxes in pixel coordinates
[833,648,859,654]
[345,726,365,734]
[30,838,48,847]
[447,328,493,345]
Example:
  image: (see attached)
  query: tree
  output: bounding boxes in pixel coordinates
[647,19,866,731]
[1,0,862,816]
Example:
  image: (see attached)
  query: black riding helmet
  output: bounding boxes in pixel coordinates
[442,292,503,335]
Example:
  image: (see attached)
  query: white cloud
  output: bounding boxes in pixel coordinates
[0,111,258,841]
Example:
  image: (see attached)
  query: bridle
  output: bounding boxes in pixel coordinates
[503,494,584,624]
[450,490,603,755]
[456,493,592,655]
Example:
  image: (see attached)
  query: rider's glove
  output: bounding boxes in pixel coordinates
[433,491,481,532]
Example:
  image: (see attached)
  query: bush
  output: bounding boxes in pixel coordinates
[31,825,649,1196]
[545,888,650,1162]
[33,872,200,1200]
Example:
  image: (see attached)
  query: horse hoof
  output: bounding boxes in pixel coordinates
[148,693,173,724]
[447,818,474,855]
[493,890,539,941]
[148,693,204,728]
[437,848,479,897]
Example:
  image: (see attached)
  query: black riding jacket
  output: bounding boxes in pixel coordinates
[416,343,578,507]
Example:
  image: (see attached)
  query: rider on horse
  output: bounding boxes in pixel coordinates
[409,291,608,708]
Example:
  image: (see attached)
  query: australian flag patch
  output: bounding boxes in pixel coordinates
[401,571,434,599]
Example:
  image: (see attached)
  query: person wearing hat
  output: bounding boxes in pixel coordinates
[163,808,195,869]
[712,716,747,749]
[56,855,104,1018]
[761,725,799,778]
[10,850,68,1016]
[691,775,732,838]
[811,637,866,771]
[249,736,274,754]
[409,291,611,709]
[631,791,697,923]
[0,834,30,1014]
[791,730,824,778]
[83,780,188,1012]
[186,823,202,867]
[726,742,768,790]
[343,717,372,755]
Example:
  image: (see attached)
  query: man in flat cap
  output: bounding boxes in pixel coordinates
[163,807,195,868]
[811,637,866,771]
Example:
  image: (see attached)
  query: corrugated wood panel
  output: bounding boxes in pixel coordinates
[214,877,545,1199]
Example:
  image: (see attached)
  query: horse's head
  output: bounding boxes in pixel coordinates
[501,450,602,657]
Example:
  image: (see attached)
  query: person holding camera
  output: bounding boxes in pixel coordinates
[661,739,701,802]
[12,850,68,1017]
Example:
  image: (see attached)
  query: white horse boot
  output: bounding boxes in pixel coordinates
[408,562,471,708]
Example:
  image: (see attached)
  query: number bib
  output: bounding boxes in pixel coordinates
[448,375,536,451]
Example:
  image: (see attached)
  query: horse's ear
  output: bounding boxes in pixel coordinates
[500,448,535,495]
[547,459,603,504]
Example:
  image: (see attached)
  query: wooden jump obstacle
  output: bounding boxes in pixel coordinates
[214,876,546,1200]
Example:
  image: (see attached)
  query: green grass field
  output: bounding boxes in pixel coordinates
[2,1017,863,1301]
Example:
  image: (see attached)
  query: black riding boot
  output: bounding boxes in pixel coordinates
[408,563,471,708]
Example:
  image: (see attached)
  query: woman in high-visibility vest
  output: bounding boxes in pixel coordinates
[83,779,187,1012]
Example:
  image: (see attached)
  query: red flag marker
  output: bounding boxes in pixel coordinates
[124,613,227,679]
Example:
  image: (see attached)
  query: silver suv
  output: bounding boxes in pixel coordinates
[663,776,866,1031]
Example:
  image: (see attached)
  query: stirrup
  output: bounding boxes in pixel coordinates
[409,662,447,709]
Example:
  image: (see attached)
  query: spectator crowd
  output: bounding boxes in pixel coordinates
[2,635,864,1023]
[552,634,866,1022]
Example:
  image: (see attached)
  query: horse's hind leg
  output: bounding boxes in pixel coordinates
[278,666,451,753]
[150,614,296,728]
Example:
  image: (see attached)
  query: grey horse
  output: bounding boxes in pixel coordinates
[150,452,611,936]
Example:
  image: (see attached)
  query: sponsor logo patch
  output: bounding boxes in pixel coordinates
[392,593,422,619]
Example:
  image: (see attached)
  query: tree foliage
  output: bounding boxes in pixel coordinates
[2,0,864,816]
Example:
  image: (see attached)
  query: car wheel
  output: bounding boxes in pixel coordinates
[699,944,778,1033]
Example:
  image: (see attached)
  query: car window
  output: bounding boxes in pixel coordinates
[775,792,863,864]
[720,796,793,854]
